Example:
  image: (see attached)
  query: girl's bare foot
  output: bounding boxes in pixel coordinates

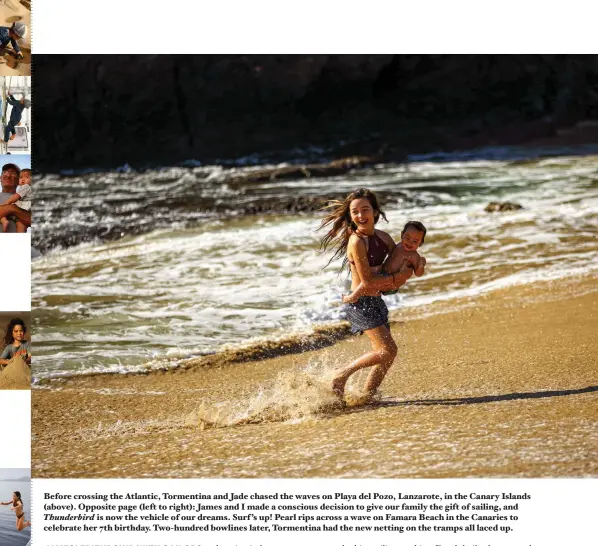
[331,376,346,400]
[345,391,375,407]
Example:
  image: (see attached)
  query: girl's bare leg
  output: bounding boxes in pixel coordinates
[15,221,27,233]
[332,325,398,399]
[17,518,31,531]
[363,325,398,396]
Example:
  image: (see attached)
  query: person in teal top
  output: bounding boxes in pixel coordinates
[0,318,30,368]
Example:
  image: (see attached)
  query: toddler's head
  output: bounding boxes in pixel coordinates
[19,169,31,186]
[401,221,426,251]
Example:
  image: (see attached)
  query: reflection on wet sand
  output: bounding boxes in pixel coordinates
[32,275,598,478]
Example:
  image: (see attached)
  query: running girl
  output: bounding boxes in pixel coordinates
[319,188,413,401]
[1,491,31,531]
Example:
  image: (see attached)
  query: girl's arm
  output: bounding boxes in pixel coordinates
[349,236,413,292]
[342,281,370,303]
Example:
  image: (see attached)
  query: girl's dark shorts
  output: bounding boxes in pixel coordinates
[345,296,390,334]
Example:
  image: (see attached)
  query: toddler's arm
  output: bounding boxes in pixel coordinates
[414,255,426,277]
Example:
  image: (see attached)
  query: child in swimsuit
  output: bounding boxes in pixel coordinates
[342,221,427,303]
[1,491,31,531]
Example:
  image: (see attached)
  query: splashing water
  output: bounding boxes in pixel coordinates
[184,358,376,429]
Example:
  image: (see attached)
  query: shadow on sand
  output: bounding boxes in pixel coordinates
[367,385,598,410]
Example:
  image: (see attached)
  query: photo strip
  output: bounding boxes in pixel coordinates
[0,2,31,544]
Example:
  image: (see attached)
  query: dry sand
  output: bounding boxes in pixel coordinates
[32,274,598,478]
[0,354,30,389]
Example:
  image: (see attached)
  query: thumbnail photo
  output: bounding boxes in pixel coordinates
[0,312,30,390]
[0,2,30,76]
[0,156,30,233]
[0,468,30,546]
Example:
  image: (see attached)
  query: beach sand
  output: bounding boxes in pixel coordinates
[0,355,30,390]
[32,274,598,478]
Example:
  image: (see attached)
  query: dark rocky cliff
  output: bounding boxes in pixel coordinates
[33,55,598,171]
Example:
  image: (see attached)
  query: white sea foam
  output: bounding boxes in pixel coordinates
[33,152,598,379]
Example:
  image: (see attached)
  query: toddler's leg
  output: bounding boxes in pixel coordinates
[0,204,12,232]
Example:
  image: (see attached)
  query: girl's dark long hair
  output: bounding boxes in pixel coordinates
[4,318,26,346]
[318,188,387,271]
[13,491,23,508]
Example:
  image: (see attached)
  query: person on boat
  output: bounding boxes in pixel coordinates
[319,188,414,402]
[0,164,30,231]
[0,168,31,232]
[0,22,26,59]
[2,93,31,143]
[0,318,31,370]
[0,491,31,531]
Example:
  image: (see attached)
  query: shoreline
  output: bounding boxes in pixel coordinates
[33,265,598,383]
[32,274,598,478]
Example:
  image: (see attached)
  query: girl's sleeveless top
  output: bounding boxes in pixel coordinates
[349,232,389,267]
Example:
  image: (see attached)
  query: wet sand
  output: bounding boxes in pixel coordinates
[32,274,598,478]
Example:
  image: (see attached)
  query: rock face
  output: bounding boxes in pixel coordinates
[33,55,598,171]
[484,202,524,212]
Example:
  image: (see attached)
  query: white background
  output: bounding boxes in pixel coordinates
[33,0,598,54]
[0,234,31,310]
[0,391,31,467]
